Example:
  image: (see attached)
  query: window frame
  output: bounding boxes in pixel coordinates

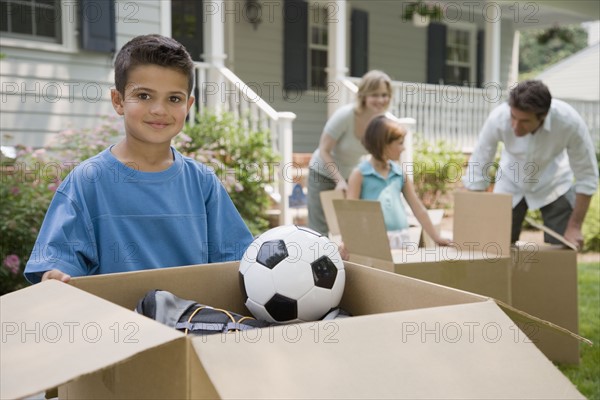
[0,0,77,53]
[307,2,328,91]
[444,22,477,86]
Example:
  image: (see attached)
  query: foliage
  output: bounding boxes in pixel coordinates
[1,149,54,294]
[173,112,279,235]
[524,186,600,253]
[582,187,600,252]
[402,1,443,20]
[0,117,123,295]
[411,135,465,209]
[559,262,600,399]
[519,24,588,79]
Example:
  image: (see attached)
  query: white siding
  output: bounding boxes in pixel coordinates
[0,0,161,149]
[231,0,517,153]
[537,44,600,101]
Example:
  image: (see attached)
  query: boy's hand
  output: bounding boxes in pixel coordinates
[42,269,71,283]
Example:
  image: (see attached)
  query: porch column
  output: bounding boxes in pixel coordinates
[159,0,171,36]
[203,0,227,113]
[508,30,520,89]
[327,0,348,117]
[484,2,501,85]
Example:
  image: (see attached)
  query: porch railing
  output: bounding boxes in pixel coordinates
[349,77,600,152]
[191,62,295,226]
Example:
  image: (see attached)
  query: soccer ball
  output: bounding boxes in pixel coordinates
[239,225,346,324]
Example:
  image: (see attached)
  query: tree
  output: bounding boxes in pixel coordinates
[519,24,588,80]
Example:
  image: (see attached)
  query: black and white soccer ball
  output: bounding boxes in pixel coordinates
[239,225,346,324]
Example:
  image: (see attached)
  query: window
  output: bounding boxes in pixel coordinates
[171,0,204,61]
[283,0,330,92]
[445,25,476,85]
[308,4,328,90]
[427,22,482,87]
[0,0,62,44]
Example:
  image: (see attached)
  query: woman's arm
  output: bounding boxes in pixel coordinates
[402,179,450,246]
[318,133,348,191]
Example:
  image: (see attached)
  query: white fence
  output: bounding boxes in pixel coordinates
[191,62,295,225]
[350,77,600,152]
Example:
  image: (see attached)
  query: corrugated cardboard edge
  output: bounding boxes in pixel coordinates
[0,280,187,400]
[320,189,345,236]
[524,217,578,251]
[495,299,592,346]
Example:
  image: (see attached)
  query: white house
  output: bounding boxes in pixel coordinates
[2,0,598,150]
[537,42,599,102]
[1,0,598,222]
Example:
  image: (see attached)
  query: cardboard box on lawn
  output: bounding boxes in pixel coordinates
[319,189,442,247]
[1,261,587,399]
[333,191,581,365]
[332,191,513,303]
[510,217,579,365]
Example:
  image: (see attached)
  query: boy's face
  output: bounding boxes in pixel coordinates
[111,65,194,146]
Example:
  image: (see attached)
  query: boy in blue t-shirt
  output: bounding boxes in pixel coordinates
[25,34,254,283]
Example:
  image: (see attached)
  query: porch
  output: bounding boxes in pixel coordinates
[191,59,599,226]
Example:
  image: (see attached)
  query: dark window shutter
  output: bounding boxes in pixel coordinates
[79,0,116,53]
[350,9,369,77]
[476,30,484,87]
[427,23,446,84]
[283,0,308,91]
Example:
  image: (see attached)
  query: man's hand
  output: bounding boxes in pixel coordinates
[42,269,71,283]
[562,226,583,251]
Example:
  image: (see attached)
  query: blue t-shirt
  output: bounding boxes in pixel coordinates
[24,147,254,283]
[358,160,408,231]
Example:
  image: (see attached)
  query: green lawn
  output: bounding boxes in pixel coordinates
[559,262,600,399]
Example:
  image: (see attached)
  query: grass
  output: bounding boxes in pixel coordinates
[559,262,600,399]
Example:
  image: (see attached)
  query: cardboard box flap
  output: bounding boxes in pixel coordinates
[453,192,512,256]
[191,300,583,399]
[70,262,248,314]
[333,199,393,262]
[342,262,589,348]
[0,280,183,400]
[320,189,345,236]
[524,217,578,250]
[495,299,592,346]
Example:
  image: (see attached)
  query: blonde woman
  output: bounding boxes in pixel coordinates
[307,70,393,235]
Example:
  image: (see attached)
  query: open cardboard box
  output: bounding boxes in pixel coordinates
[320,190,438,248]
[332,192,581,364]
[332,192,513,303]
[510,217,580,364]
[1,261,586,399]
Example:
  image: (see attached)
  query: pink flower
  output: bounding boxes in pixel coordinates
[10,186,20,196]
[3,254,20,275]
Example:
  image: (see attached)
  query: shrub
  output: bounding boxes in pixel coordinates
[525,187,600,253]
[0,117,123,295]
[174,112,279,235]
[411,135,465,209]
[582,187,600,252]
[1,149,54,294]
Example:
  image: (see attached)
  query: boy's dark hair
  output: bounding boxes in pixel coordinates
[509,80,552,118]
[362,115,406,162]
[114,34,194,95]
